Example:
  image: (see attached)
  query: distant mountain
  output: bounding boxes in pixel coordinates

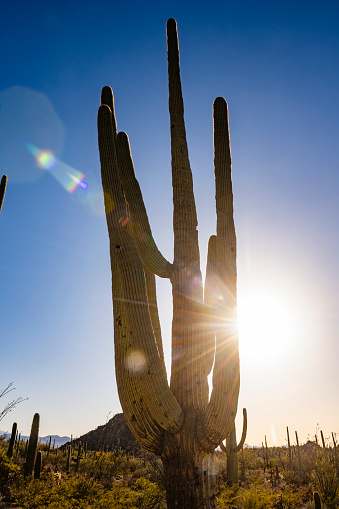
[63,413,142,454]
[0,431,70,448]
[1,413,144,452]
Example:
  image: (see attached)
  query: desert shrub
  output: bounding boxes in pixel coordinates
[0,448,20,485]
[313,451,339,509]
[239,483,276,509]
[9,474,165,509]
[217,483,240,508]
[10,475,104,508]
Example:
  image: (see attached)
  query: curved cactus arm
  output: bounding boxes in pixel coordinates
[233,408,247,453]
[111,251,164,453]
[101,87,167,365]
[203,235,218,376]
[197,98,240,451]
[0,175,7,212]
[143,265,165,364]
[115,131,173,278]
[219,440,226,453]
[98,104,183,438]
[219,408,247,453]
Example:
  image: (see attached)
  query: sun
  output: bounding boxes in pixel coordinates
[237,286,298,363]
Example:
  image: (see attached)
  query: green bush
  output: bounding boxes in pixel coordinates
[0,448,20,485]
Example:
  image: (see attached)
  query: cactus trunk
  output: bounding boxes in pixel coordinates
[163,446,217,508]
[24,413,40,477]
[98,19,240,508]
[7,422,17,458]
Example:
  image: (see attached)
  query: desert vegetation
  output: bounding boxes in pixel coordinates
[0,419,338,508]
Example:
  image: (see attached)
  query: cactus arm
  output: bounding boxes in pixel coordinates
[115,131,173,278]
[197,98,240,451]
[0,175,7,212]
[166,19,201,272]
[99,86,168,399]
[166,18,208,411]
[111,251,164,453]
[233,408,247,452]
[203,235,218,375]
[219,440,226,453]
[98,104,183,439]
[143,265,165,363]
[101,86,117,136]
[219,408,247,453]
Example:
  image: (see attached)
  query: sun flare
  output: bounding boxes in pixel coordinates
[237,287,298,363]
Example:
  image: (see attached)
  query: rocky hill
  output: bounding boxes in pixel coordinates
[66,413,142,454]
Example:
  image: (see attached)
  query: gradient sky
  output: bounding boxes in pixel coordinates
[1,0,338,447]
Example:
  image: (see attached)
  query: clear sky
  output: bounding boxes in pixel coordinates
[1,0,338,447]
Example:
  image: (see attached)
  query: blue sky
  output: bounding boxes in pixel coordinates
[1,0,339,447]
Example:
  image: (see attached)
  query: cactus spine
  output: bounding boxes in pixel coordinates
[6,422,17,458]
[24,413,40,477]
[98,18,240,508]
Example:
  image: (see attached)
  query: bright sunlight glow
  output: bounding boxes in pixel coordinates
[237,287,298,364]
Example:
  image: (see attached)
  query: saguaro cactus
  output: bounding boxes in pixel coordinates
[98,18,240,508]
[220,408,247,485]
[24,413,40,477]
[6,422,17,458]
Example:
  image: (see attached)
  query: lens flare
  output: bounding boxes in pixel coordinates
[23,141,88,193]
[37,149,56,169]
[126,351,147,375]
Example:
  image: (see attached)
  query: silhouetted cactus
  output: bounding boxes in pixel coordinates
[0,175,7,212]
[34,450,42,479]
[314,491,321,509]
[24,413,40,477]
[98,18,240,508]
[295,430,302,476]
[287,426,292,467]
[47,435,52,457]
[220,408,247,485]
[6,422,17,458]
[66,445,71,473]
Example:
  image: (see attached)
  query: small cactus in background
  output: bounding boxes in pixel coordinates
[47,435,52,457]
[24,413,40,477]
[75,443,83,473]
[0,175,7,213]
[295,430,302,477]
[66,445,71,473]
[15,432,21,458]
[34,450,42,479]
[287,426,292,467]
[314,491,321,509]
[6,422,17,458]
[220,408,247,485]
